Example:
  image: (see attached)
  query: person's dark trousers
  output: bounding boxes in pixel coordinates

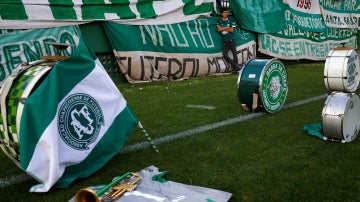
[222,39,239,71]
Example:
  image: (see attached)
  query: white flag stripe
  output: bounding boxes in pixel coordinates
[24,5,55,20]
[26,59,127,191]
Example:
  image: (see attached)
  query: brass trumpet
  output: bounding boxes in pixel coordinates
[75,172,141,202]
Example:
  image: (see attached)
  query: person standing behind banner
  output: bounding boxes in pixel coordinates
[217,8,240,74]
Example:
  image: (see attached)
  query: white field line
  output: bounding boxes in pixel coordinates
[186,105,216,110]
[120,94,328,153]
[0,94,327,188]
[0,174,32,188]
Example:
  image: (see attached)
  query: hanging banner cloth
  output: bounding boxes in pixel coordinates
[103,17,257,83]
[0,0,214,29]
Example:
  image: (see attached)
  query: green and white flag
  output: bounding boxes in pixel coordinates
[0,0,214,29]
[19,37,138,192]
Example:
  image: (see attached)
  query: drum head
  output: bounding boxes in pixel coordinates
[258,59,288,113]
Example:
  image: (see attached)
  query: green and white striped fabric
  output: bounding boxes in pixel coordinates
[0,0,214,29]
[19,36,138,192]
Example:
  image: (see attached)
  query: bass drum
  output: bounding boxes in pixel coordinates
[322,92,360,143]
[324,49,360,93]
[237,58,288,113]
[0,61,52,167]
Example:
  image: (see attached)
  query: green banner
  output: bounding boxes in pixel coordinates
[103,17,256,83]
[258,24,358,60]
[0,26,80,85]
[229,0,286,33]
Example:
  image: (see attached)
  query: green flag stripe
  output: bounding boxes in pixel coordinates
[137,0,157,18]
[81,0,136,20]
[183,0,214,15]
[0,2,28,20]
[20,39,95,169]
[49,0,77,20]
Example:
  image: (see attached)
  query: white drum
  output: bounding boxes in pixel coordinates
[324,49,360,93]
[322,92,360,143]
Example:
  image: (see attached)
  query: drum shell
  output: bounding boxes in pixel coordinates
[0,62,51,166]
[324,49,360,93]
[237,58,288,113]
[322,92,360,142]
[237,59,268,106]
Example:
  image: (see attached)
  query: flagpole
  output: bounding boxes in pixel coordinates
[138,122,160,153]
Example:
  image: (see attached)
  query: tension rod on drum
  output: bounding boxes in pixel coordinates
[251,86,260,112]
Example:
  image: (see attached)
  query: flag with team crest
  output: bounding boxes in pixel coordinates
[19,36,138,192]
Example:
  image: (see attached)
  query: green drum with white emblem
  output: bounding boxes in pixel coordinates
[237,58,288,113]
[0,61,52,167]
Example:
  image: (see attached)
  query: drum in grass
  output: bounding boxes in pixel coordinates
[237,58,288,113]
[322,92,360,143]
[0,61,52,167]
[324,49,360,93]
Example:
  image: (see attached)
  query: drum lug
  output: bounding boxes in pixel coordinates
[337,114,344,119]
[241,104,250,112]
[20,98,26,104]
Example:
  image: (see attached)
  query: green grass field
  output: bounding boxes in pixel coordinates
[1,61,360,201]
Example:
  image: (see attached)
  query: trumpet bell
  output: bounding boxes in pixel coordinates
[75,188,99,202]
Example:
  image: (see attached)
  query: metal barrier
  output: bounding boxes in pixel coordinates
[96,53,126,83]
[214,0,231,16]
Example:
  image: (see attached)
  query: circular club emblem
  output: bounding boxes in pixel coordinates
[261,60,288,113]
[346,51,359,91]
[58,93,104,150]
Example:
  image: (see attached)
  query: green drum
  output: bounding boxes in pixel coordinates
[237,58,288,113]
[0,61,52,167]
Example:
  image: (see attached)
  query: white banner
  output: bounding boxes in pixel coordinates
[320,0,360,29]
[258,23,358,60]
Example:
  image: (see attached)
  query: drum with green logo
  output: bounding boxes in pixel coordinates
[237,58,288,113]
[0,61,52,167]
